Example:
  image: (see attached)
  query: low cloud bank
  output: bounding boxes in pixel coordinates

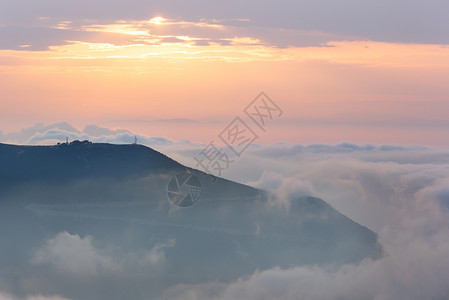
[160,142,449,300]
[2,123,449,299]
[0,122,191,148]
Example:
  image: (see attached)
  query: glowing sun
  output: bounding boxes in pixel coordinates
[149,17,166,25]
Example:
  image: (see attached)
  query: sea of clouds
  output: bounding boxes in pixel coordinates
[1,123,449,300]
[159,143,449,300]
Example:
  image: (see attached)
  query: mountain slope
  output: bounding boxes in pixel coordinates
[0,141,182,182]
[0,142,382,300]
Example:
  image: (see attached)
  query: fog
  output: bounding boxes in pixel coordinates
[158,143,449,300]
[1,126,448,299]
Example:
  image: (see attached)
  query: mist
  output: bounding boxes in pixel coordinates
[1,126,448,300]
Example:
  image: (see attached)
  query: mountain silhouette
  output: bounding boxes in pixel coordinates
[0,141,382,300]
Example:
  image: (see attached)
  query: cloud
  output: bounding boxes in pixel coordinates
[82,124,128,137]
[0,24,145,51]
[226,143,449,231]
[0,122,193,148]
[158,228,449,300]
[0,292,71,300]
[1,0,448,46]
[2,122,80,143]
[0,16,352,51]
[155,143,449,300]
[248,142,427,158]
[142,238,175,265]
[3,123,449,299]
[32,231,118,276]
[0,292,16,300]
[3,1,449,53]
[0,26,68,51]
[30,229,177,280]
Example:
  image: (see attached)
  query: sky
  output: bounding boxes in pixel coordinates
[1,2,449,298]
[1,0,449,145]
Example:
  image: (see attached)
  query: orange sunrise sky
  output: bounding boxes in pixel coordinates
[1,1,449,145]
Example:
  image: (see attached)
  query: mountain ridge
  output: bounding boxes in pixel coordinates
[0,141,382,300]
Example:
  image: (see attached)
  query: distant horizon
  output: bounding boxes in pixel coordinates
[2,118,449,147]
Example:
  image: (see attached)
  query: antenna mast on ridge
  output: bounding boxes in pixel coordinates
[134,136,137,145]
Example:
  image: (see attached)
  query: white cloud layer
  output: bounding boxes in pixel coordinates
[2,123,449,299]
[0,122,192,148]
[32,231,175,276]
[32,232,118,276]
[159,142,449,300]
[0,292,71,300]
